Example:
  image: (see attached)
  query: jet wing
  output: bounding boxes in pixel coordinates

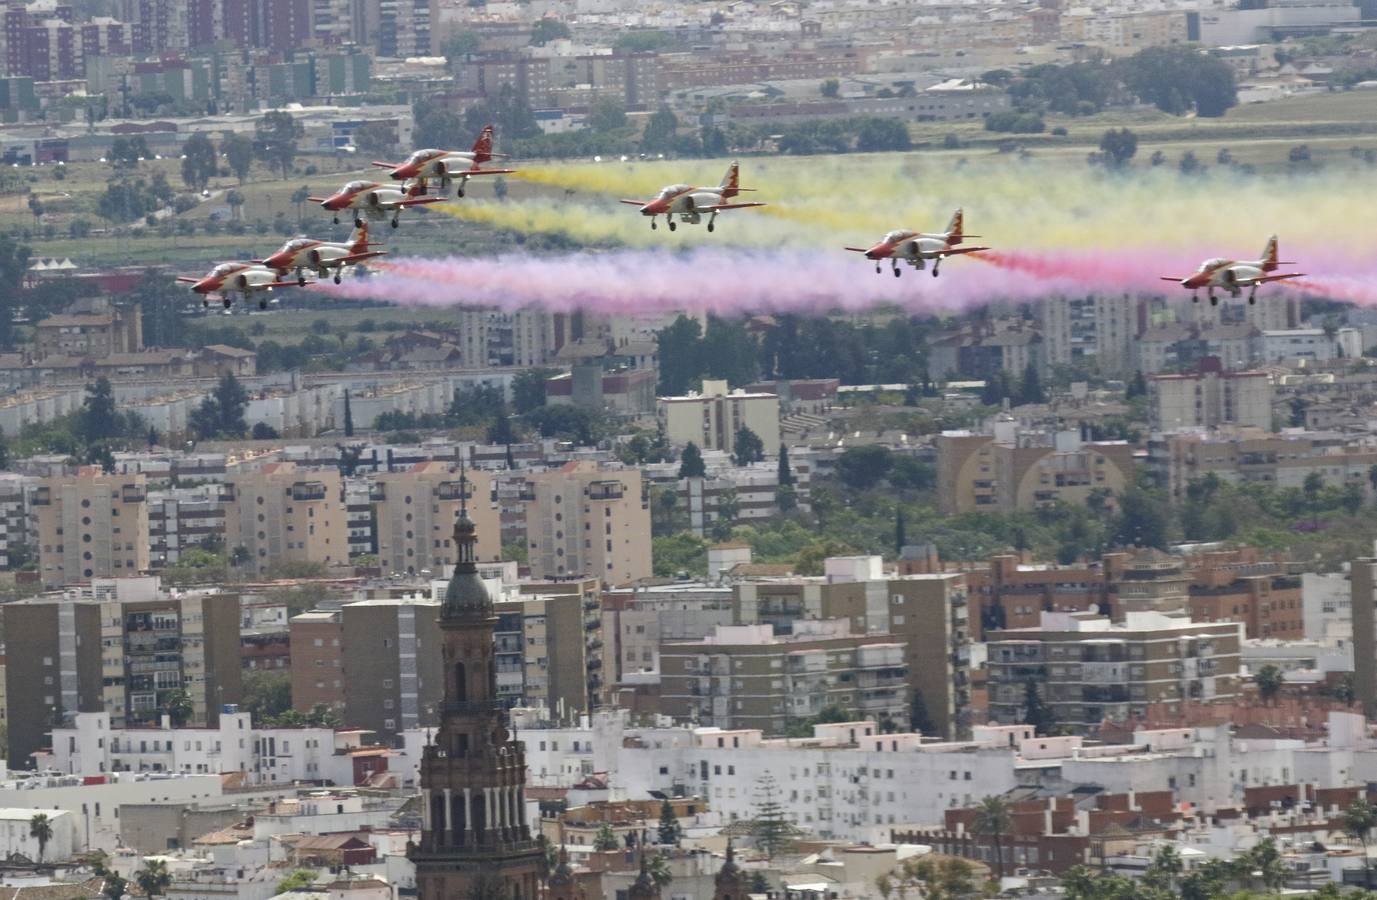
[619,199,649,206]
[307,196,330,203]
[701,201,767,211]
[453,166,516,176]
[258,280,312,289]
[371,161,402,170]
[1159,276,1188,282]
[1237,272,1306,285]
[844,247,871,253]
[336,251,389,264]
[395,196,447,208]
[175,276,201,284]
[934,246,990,257]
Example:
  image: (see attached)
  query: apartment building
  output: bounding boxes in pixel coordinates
[223,462,348,576]
[1188,550,1303,640]
[658,379,781,457]
[34,306,142,359]
[339,597,443,742]
[602,584,735,684]
[518,461,650,586]
[659,621,910,735]
[3,577,242,764]
[926,326,1042,383]
[986,611,1242,734]
[0,473,29,570]
[519,576,604,709]
[31,469,150,587]
[1150,362,1272,431]
[1037,294,1137,377]
[732,559,970,739]
[1352,557,1377,720]
[494,592,588,719]
[936,430,1133,515]
[373,462,499,575]
[1148,429,1377,500]
[290,610,345,716]
[146,484,225,568]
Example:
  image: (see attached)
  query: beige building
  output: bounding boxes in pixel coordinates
[1037,294,1138,377]
[659,621,910,735]
[34,306,142,359]
[374,462,499,575]
[1148,429,1377,500]
[733,559,971,739]
[936,431,1134,515]
[986,610,1242,734]
[3,577,242,764]
[519,461,650,586]
[1150,366,1272,432]
[31,469,150,587]
[1355,558,1377,720]
[658,379,781,457]
[494,592,588,718]
[223,463,348,576]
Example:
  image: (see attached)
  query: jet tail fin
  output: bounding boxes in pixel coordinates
[946,209,965,246]
[471,125,495,164]
[349,221,376,253]
[1260,234,1280,272]
[720,160,742,198]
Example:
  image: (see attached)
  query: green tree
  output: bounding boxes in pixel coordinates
[109,135,148,168]
[1178,150,1203,176]
[820,78,840,98]
[29,813,52,863]
[181,132,217,191]
[254,110,304,179]
[79,377,120,444]
[657,315,704,394]
[588,97,628,133]
[1254,663,1284,706]
[442,32,481,70]
[343,389,355,437]
[1343,799,1377,888]
[1098,128,1138,168]
[1142,844,1182,893]
[512,367,560,414]
[221,133,254,184]
[225,189,245,221]
[1126,371,1148,399]
[1022,679,1057,735]
[593,822,619,852]
[290,185,310,223]
[160,688,194,726]
[641,105,680,155]
[102,874,128,900]
[135,859,171,898]
[646,853,672,889]
[1112,487,1169,550]
[190,373,249,440]
[1121,45,1237,118]
[747,773,799,859]
[530,18,571,46]
[1019,362,1045,404]
[679,442,707,479]
[713,488,739,542]
[778,445,795,487]
[971,795,1012,879]
[1237,837,1286,891]
[657,798,682,846]
[733,426,765,465]
[895,508,906,556]
[1344,481,1364,515]
[855,117,912,152]
[275,870,316,893]
[241,670,292,725]
[835,445,892,491]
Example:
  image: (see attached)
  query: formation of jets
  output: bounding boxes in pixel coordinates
[179,124,1308,311]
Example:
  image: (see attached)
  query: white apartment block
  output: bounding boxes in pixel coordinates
[659,379,781,457]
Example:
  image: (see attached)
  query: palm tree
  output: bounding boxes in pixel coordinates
[29,813,52,863]
[1345,799,1377,888]
[226,189,245,222]
[1254,664,1284,706]
[971,795,1012,879]
[136,858,171,898]
[102,873,127,900]
[646,852,672,889]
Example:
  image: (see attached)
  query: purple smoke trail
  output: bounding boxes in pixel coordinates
[321,248,1377,314]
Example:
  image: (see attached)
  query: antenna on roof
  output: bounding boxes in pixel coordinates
[459,454,468,518]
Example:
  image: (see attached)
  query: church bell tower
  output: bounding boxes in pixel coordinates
[410,474,544,900]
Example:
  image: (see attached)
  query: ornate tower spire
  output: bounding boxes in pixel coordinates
[714,839,743,900]
[410,485,543,900]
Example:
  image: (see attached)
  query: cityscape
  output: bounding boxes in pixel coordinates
[1,0,1377,898]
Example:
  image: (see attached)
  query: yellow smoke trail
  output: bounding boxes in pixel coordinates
[485,153,1377,255]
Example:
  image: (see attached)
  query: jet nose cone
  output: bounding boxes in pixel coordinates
[263,254,287,270]
[192,278,215,294]
[865,247,884,260]
[321,196,342,210]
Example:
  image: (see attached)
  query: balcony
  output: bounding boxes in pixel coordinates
[290,482,327,502]
[587,481,625,501]
[436,481,473,502]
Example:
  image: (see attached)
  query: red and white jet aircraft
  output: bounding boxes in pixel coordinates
[620,162,766,232]
[176,262,305,310]
[845,210,988,278]
[1159,235,1304,305]
[309,177,444,229]
[259,222,387,286]
[370,125,514,197]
